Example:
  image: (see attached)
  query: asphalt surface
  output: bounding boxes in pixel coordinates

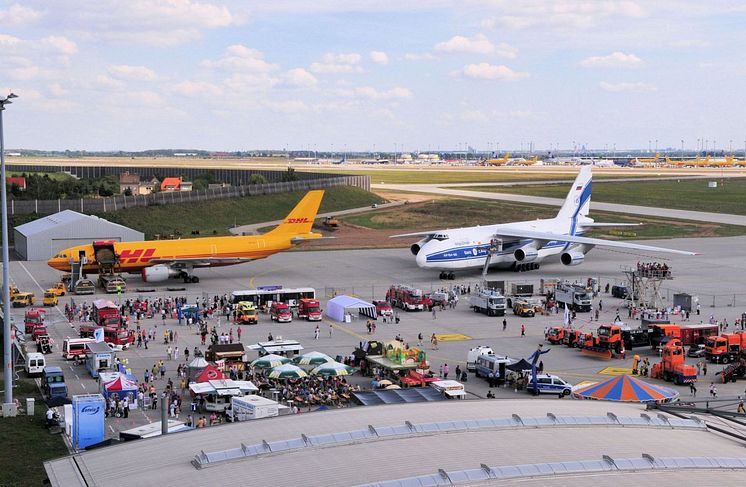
[7,236,746,438]
[373,183,746,226]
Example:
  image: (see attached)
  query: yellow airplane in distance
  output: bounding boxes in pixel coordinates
[483,153,511,166]
[509,155,540,166]
[47,190,327,283]
[633,152,661,166]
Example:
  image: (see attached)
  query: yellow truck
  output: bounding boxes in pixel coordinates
[236,301,259,324]
[47,282,67,296]
[512,299,536,317]
[43,291,59,307]
[12,292,36,308]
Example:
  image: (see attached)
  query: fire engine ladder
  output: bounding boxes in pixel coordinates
[621,265,672,310]
[481,238,503,280]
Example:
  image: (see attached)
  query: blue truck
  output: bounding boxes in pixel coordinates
[42,366,68,400]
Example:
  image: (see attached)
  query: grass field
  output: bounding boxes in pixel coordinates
[96,186,385,239]
[0,380,68,486]
[343,198,746,239]
[465,177,746,215]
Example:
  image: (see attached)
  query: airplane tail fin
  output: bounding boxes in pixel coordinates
[267,190,325,236]
[556,166,592,222]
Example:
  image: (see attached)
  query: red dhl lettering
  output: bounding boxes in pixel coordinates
[119,248,157,264]
[286,217,310,224]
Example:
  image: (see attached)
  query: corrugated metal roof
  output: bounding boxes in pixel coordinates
[14,210,138,237]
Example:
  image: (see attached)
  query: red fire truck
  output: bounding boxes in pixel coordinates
[387,285,425,312]
[24,308,47,334]
[298,298,322,321]
[92,299,121,327]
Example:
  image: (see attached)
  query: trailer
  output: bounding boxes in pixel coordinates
[469,290,506,317]
[227,395,283,422]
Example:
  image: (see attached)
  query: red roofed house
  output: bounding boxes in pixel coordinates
[160,177,193,192]
[7,176,26,190]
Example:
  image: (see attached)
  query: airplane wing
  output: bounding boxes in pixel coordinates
[580,223,641,227]
[494,229,699,256]
[390,231,438,239]
[149,257,258,267]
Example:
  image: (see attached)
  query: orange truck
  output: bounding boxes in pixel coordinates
[705,333,746,364]
[651,339,698,384]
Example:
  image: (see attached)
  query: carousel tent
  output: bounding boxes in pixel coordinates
[187,357,210,381]
[572,374,679,403]
[325,295,377,322]
[101,373,138,399]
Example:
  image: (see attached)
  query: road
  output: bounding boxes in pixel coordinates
[373,183,746,226]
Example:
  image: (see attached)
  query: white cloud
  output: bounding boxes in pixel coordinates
[95,75,125,90]
[203,45,278,73]
[484,1,646,31]
[9,65,55,81]
[669,39,710,48]
[0,4,42,26]
[369,51,389,65]
[40,36,79,55]
[283,68,318,87]
[355,86,412,100]
[108,64,159,81]
[171,80,222,97]
[265,100,310,113]
[461,63,529,81]
[599,81,656,92]
[48,83,69,97]
[403,52,437,61]
[223,73,280,92]
[580,51,642,68]
[435,34,516,58]
[310,52,363,74]
[0,34,22,47]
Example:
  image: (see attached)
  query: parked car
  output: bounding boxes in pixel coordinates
[687,344,705,358]
[525,374,572,398]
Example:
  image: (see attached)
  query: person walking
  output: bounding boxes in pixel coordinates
[502,319,507,331]
[432,308,437,319]
[520,324,525,337]
[689,382,697,397]
[443,363,449,379]
[455,364,461,379]
[703,362,708,376]
[417,332,423,347]
[314,325,320,340]
[237,326,242,342]
[329,324,333,338]
[167,346,172,360]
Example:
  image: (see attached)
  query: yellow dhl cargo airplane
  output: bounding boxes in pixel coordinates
[47,190,327,283]
[483,153,511,166]
[509,155,540,166]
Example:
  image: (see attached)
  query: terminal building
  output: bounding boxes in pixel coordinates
[44,399,746,486]
[13,210,143,261]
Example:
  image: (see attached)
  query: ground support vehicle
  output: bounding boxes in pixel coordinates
[13,292,35,307]
[24,308,46,334]
[43,292,58,306]
[469,290,506,317]
[718,359,746,383]
[36,334,53,354]
[704,333,746,364]
[387,285,426,311]
[270,302,293,322]
[554,283,592,312]
[235,302,259,324]
[74,279,95,295]
[651,339,697,385]
[525,374,572,397]
[99,273,127,294]
[513,299,536,317]
[297,298,322,321]
[47,282,67,296]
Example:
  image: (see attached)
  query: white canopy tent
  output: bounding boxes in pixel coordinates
[325,295,377,322]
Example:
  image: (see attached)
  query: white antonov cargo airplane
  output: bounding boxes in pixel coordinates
[392,166,697,279]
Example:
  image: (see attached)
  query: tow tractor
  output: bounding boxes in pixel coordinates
[650,339,698,385]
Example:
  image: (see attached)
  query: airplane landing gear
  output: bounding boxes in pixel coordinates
[439,272,455,280]
[181,272,200,284]
[514,263,540,272]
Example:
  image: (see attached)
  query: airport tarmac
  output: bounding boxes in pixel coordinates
[8,235,746,437]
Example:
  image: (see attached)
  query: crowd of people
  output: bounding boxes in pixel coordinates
[249,369,359,409]
[636,261,671,278]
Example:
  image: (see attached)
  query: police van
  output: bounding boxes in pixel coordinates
[525,374,572,397]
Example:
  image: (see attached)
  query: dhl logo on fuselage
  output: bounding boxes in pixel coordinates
[286,217,310,224]
[118,248,157,264]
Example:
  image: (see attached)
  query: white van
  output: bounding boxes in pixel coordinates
[466,345,494,371]
[25,352,46,376]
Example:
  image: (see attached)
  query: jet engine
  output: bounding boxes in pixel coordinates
[141,264,180,282]
[513,245,539,263]
[410,237,432,256]
[560,251,584,266]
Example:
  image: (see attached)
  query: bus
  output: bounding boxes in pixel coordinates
[231,287,315,308]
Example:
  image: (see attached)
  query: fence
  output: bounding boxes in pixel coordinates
[6,168,370,216]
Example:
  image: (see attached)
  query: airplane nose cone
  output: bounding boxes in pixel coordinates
[415,246,429,267]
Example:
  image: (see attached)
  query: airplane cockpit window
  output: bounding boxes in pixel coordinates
[433,233,449,241]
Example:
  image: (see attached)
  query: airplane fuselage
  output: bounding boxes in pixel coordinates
[47,233,302,274]
[415,218,583,271]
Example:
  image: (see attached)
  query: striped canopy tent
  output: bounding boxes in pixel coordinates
[251,354,291,369]
[268,363,308,380]
[572,374,679,403]
[310,362,357,377]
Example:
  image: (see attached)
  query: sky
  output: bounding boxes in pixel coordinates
[1,0,746,152]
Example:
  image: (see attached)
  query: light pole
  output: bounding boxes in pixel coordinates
[1,92,18,410]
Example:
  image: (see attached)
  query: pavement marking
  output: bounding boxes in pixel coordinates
[435,333,472,342]
[109,425,115,433]
[322,318,367,341]
[574,380,598,388]
[599,367,633,376]
[80,383,86,389]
